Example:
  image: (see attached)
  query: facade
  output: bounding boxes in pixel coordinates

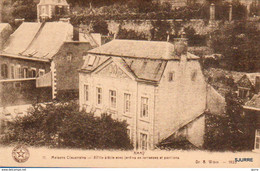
[243,94,260,152]
[0,20,73,115]
[79,39,208,149]
[37,0,70,22]
[237,73,260,101]
[52,41,95,99]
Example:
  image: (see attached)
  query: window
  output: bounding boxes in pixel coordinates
[238,88,249,99]
[10,65,15,79]
[39,69,45,77]
[16,65,22,78]
[23,68,29,78]
[84,85,89,102]
[124,93,131,113]
[109,90,117,109]
[1,64,8,79]
[168,72,175,82]
[140,133,148,150]
[31,68,37,78]
[255,129,260,150]
[66,52,73,61]
[191,70,197,81]
[96,87,102,105]
[88,56,96,66]
[141,97,148,118]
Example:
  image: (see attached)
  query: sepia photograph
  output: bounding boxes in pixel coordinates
[0,0,259,168]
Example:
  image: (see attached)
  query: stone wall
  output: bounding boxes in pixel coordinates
[106,19,222,39]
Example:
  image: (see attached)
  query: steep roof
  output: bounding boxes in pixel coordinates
[82,39,200,83]
[246,73,260,86]
[3,22,73,59]
[88,39,179,60]
[4,22,42,55]
[81,56,167,83]
[245,94,260,110]
[122,58,167,82]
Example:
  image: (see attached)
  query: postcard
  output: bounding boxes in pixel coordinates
[0,0,259,168]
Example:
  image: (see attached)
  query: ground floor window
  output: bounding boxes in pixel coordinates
[255,129,260,150]
[140,133,148,150]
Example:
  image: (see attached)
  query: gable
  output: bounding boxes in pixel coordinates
[94,60,134,80]
[237,75,254,89]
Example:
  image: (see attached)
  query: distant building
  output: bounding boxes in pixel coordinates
[0,21,72,115]
[237,73,260,100]
[243,93,260,152]
[0,20,100,115]
[37,0,70,22]
[79,38,212,149]
[0,0,102,116]
[155,0,204,8]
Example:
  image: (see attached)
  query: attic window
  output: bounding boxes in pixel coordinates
[88,56,96,66]
[169,72,175,82]
[191,70,197,81]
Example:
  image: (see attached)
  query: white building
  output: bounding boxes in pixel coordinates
[79,39,209,150]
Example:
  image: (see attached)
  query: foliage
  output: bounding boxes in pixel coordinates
[92,19,109,35]
[150,20,172,41]
[117,28,147,40]
[204,91,255,151]
[2,0,37,23]
[210,21,260,72]
[184,26,207,46]
[0,102,133,150]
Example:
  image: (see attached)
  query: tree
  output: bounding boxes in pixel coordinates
[117,28,147,40]
[2,0,37,23]
[92,19,109,35]
[0,101,133,150]
[204,90,255,151]
[210,21,260,72]
[150,20,172,41]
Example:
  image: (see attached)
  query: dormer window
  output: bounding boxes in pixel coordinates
[87,56,96,66]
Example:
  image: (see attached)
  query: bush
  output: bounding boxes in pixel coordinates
[117,28,147,40]
[204,91,255,151]
[0,102,133,150]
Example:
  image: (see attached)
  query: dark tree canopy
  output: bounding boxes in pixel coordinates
[0,102,133,150]
[210,21,260,72]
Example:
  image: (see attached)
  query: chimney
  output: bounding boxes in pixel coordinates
[255,76,260,94]
[73,26,79,41]
[229,4,232,22]
[173,32,188,56]
[210,3,215,21]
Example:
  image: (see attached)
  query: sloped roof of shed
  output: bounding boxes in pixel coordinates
[245,94,260,110]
